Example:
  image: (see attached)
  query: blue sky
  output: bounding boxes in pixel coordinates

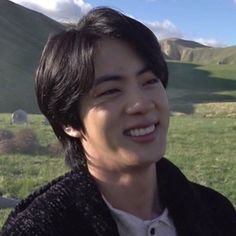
[11,0,236,47]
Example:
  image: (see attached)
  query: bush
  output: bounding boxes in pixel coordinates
[47,142,63,157]
[0,129,14,141]
[0,128,62,156]
[13,129,39,154]
[0,139,15,154]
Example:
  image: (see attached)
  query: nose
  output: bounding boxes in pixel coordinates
[125,87,155,115]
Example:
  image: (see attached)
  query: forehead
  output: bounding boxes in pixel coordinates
[93,38,145,79]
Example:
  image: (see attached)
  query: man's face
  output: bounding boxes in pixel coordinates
[78,38,169,173]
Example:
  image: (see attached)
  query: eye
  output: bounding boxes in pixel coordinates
[144,78,160,86]
[97,88,120,97]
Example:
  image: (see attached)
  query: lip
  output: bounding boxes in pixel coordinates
[124,122,159,144]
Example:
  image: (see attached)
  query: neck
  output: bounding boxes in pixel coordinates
[88,163,163,220]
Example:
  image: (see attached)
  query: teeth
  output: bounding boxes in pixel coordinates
[128,125,155,137]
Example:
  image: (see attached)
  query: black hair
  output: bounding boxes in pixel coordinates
[35,7,168,169]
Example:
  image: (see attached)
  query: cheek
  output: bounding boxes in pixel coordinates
[156,89,169,110]
[83,109,121,152]
[83,108,116,138]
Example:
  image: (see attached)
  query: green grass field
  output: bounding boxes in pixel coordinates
[167,62,236,113]
[167,115,236,204]
[1,106,236,227]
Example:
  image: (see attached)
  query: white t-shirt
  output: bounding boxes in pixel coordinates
[103,197,177,236]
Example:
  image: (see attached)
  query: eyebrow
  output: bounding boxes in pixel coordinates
[93,66,152,87]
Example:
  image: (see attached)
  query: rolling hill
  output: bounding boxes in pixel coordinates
[160,39,236,112]
[0,0,64,113]
[160,38,236,64]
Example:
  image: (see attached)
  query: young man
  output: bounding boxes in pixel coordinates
[1,7,236,236]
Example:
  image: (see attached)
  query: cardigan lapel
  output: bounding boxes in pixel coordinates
[73,165,120,236]
[73,158,221,236]
[157,158,218,236]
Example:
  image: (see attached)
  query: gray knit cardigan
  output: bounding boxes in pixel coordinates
[1,158,236,236]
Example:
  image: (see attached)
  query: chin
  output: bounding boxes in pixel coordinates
[130,153,163,167]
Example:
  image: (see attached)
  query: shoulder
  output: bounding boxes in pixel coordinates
[191,182,236,229]
[158,158,236,234]
[191,182,235,212]
[1,171,82,235]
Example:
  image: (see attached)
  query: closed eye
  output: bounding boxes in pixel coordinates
[97,88,120,97]
[144,78,160,85]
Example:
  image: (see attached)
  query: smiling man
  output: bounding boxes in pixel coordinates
[1,7,236,236]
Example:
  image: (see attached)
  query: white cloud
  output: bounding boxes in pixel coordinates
[144,19,183,40]
[10,0,183,39]
[10,1,223,47]
[11,0,92,22]
[144,19,227,47]
[194,38,226,48]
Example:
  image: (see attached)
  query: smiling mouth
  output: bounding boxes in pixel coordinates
[125,124,157,137]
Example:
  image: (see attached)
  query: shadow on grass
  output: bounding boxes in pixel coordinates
[167,61,236,113]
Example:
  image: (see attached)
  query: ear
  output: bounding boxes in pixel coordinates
[63,125,82,138]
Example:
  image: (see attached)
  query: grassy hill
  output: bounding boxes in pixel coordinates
[160,38,210,61]
[167,61,236,113]
[181,45,236,64]
[161,38,236,64]
[0,0,64,113]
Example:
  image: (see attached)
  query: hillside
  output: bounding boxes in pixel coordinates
[167,61,236,113]
[160,38,236,64]
[160,38,210,60]
[181,45,236,64]
[0,0,64,113]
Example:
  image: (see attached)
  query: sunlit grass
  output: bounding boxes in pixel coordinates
[167,115,236,207]
[0,108,236,227]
